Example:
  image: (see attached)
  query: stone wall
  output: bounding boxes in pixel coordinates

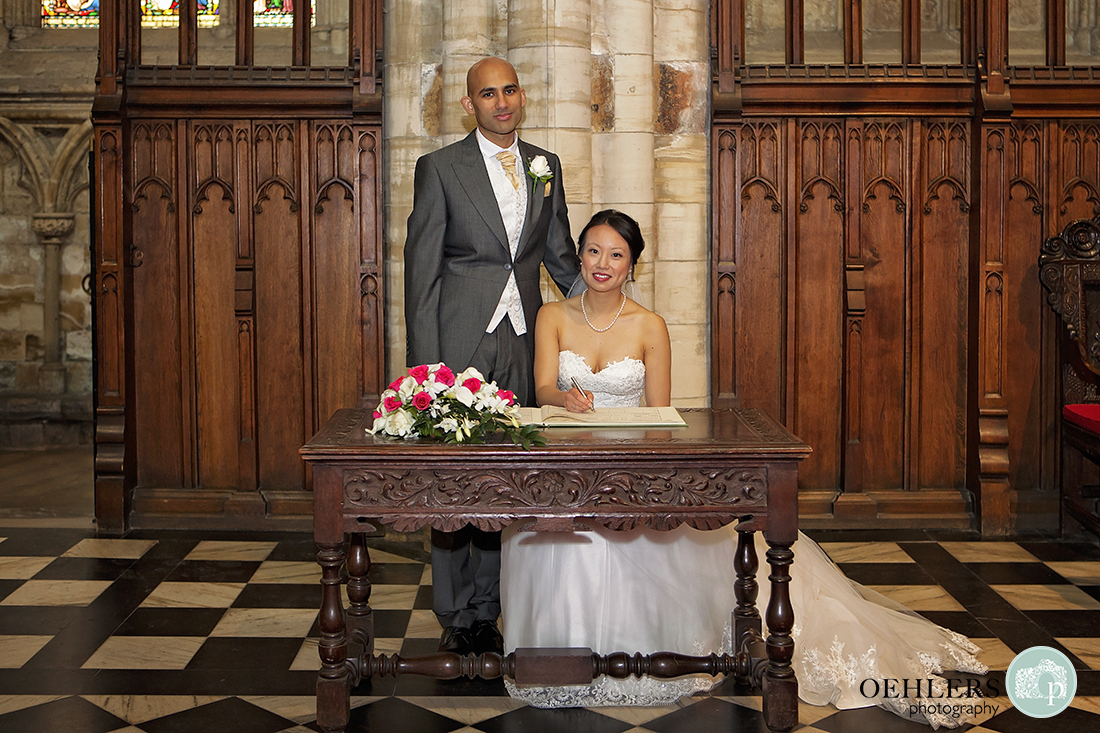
[0,2,97,445]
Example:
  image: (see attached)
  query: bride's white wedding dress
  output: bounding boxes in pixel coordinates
[500,350,988,727]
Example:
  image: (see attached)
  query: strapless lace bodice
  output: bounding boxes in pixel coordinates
[557,350,645,408]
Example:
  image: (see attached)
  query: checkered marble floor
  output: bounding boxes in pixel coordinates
[1,525,1099,733]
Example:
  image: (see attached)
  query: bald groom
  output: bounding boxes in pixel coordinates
[403,58,579,656]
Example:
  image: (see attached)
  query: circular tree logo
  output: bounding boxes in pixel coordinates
[1006,646,1077,718]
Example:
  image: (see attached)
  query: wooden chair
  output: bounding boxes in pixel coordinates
[1039,218,1100,536]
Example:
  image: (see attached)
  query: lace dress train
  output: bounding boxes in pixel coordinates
[501,351,987,727]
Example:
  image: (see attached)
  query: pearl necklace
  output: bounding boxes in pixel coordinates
[581,290,626,333]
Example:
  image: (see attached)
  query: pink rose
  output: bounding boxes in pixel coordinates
[434,365,455,386]
[409,364,430,384]
[463,377,482,392]
[412,391,432,411]
[387,376,404,392]
[383,395,403,412]
[498,389,516,405]
[373,410,381,419]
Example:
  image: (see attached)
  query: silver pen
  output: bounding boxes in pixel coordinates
[570,376,593,412]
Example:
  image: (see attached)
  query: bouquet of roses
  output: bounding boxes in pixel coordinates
[368,363,545,449]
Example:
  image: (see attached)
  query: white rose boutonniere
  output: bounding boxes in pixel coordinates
[527,155,553,185]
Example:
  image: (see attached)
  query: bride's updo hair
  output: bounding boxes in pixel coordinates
[578,209,645,266]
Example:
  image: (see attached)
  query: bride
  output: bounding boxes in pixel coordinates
[499,210,988,728]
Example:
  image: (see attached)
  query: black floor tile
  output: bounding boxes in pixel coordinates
[981,704,1100,733]
[645,697,771,733]
[0,577,24,602]
[0,695,128,733]
[415,584,434,609]
[113,606,226,636]
[233,582,320,608]
[163,560,263,583]
[0,529,93,556]
[1081,585,1100,603]
[474,703,633,733]
[963,562,1070,585]
[0,603,80,629]
[1024,610,1100,637]
[140,696,297,733]
[370,563,427,585]
[836,563,937,585]
[32,556,138,581]
[82,668,319,696]
[371,609,414,638]
[915,611,993,638]
[401,637,445,656]
[186,637,303,670]
[265,537,324,562]
[307,697,464,733]
[1016,540,1100,562]
[809,703,969,733]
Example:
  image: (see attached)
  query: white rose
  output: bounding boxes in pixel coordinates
[388,409,415,436]
[528,155,552,180]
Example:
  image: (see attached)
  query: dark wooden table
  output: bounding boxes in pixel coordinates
[301,407,811,732]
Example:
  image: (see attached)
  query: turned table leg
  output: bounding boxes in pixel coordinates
[316,540,349,732]
[733,529,762,647]
[763,540,798,732]
[346,532,374,659]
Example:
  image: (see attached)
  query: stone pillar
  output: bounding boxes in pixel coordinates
[441,0,495,143]
[653,0,709,406]
[31,213,75,395]
[384,0,444,378]
[510,0,593,237]
[596,0,655,304]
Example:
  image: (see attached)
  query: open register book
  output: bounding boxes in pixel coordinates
[516,405,686,428]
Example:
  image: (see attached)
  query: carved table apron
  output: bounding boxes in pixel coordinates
[301,407,811,732]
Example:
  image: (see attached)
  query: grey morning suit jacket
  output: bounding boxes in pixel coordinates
[404,131,579,372]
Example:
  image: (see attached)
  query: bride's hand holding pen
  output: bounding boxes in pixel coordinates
[567,376,594,413]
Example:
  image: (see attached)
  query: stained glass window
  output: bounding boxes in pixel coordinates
[140,1,220,29]
[43,0,315,29]
[255,0,316,28]
[42,0,99,28]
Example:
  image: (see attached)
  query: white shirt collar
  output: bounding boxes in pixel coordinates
[475,128,521,160]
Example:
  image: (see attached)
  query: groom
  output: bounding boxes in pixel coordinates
[403,57,579,656]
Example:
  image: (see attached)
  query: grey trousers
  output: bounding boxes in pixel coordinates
[431,320,532,628]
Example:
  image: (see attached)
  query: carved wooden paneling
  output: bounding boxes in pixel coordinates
[736,121,785,418]
[312,123,367,431]
[130,121,185,489]
[118,117,384,526]
[915,120,970,491]
[852,121,908,492]
[712,129,738,404]
[253,122,305,492]
[192,123,241,489]
[1002,123,1047,496]
[1057,122,1100,223]
[93,124,129,533]
[792,121,844,492]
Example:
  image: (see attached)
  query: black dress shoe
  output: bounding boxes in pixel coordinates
[438,625,472,655]
[470,619,504,655]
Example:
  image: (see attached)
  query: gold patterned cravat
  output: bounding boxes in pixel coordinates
[495,151,522,191]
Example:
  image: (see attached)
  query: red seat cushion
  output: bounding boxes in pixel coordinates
[1064,404,1100,434]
